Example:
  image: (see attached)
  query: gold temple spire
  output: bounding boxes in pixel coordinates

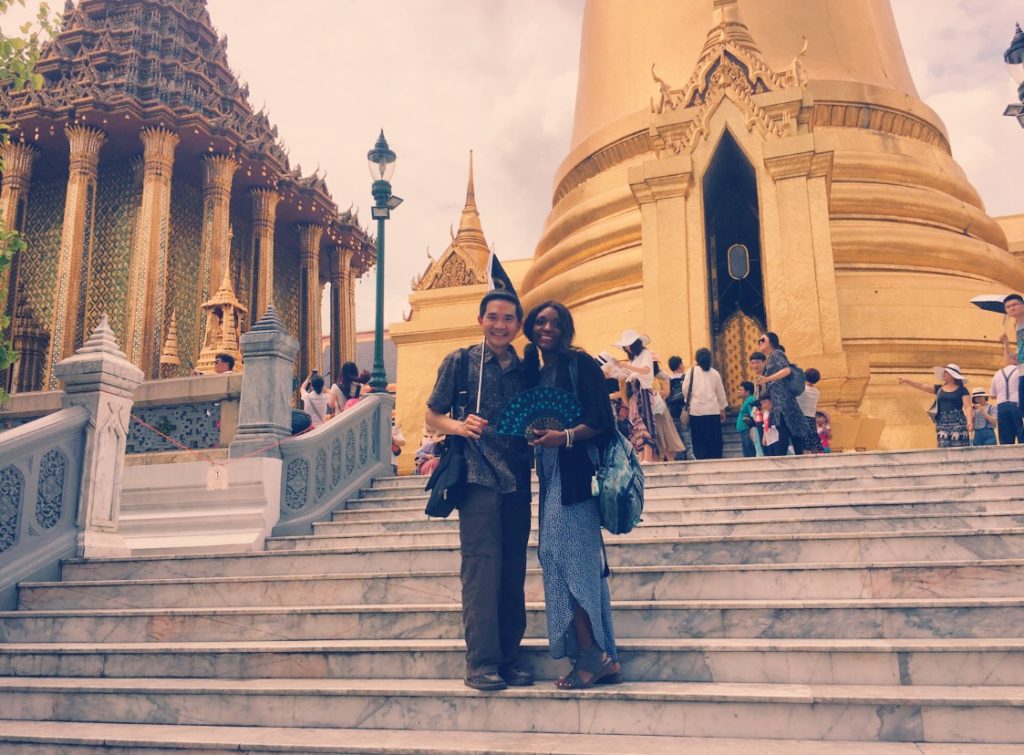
[456,149,485,241]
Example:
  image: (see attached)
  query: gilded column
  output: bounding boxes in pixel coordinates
[297,223,323,379]
[328,244,355,382]
[345,246,360,367]
[45,125,105,388]
[0,141,37,391]
[124,127,179,377]
[249,187,280,320]
[196,154,238,350]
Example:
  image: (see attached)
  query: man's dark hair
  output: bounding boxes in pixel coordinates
[749,351,766,362]
[215,353,235,370]
[740,381,754,395]
[805,368,821,384]
[1005,293,1024,306]
[479,289,522,321]
[668,355,682,371]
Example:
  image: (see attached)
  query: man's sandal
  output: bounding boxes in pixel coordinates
[555,647,622,690]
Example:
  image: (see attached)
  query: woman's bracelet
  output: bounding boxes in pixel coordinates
[565,428,575,449]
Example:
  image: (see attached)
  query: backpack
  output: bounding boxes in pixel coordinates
[786,363,807,397]
[586,430,645,535]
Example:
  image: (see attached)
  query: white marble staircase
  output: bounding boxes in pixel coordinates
[1,446,1024,753]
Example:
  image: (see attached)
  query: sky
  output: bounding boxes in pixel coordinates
[3,0,1024,334]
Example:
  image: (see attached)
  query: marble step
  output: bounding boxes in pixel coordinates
[330,497,1024,525]
[2,598,1022,643]
[342,480,1024,511]
[3,638,1024,687]
[326,503,1024,534]
[22,560,1024,610]
[61,529,1024,582]
[0,677,1021,743]
[310,512,1024,544]
[4,721,1018,755]
[355,467,1024,502]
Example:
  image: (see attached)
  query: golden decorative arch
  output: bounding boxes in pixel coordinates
[713,309,763,409]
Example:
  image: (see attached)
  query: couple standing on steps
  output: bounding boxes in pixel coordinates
[425,289,621,692]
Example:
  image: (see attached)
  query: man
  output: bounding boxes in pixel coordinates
[191,352,234,376]
[991,361,1024,445]
[425,289,533,692]
[1000,293,1024,416]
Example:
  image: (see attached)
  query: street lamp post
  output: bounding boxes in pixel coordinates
[367,130,402,392]
[1004,23,1024,127]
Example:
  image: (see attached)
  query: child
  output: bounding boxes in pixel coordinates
[748,398,765,457]
[760,396,785,456]
[815,411,832,453]
[971,389,998,446]
[736,381,758,458]
[415,429,443,475]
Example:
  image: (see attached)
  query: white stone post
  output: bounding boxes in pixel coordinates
[229,304,299,460]
[53,315,144,557]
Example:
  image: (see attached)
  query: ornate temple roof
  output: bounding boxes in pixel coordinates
[0,0,375,271]
[415,152,491,291]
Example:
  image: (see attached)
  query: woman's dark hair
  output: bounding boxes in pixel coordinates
[479,289,523,321]
[695,348,712,371]
[805,368,821,384]
[625,338,646,359]
[523,300,576,381]
[763,332,782,350]
[740,380,754,395]
[340,361,360,398]
[311,375,325,394]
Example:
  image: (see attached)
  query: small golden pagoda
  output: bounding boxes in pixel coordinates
[0,0,375,394]
[195,233,247,373]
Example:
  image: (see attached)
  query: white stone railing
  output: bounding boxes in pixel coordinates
[274,392,394,537]
[0,406,89,608]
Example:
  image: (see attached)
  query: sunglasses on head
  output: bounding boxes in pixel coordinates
[757,337,767,343]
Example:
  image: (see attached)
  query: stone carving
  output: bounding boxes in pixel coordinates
[35,448,67,529]
[0,465,23,553]
[345,429,356,476]
[315,448,327,501]
[125,402,222,454]
[331,438,342,487]
[284,458,308,511]
[359,422,369,466]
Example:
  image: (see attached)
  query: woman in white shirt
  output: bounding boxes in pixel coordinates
[681,348,728,459]
[300,373,335,428]
[610,329,659,464]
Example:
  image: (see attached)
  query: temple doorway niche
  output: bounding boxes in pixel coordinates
[702,130,765,408]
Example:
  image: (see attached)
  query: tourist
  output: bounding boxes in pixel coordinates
[1000,293,1024,416]
[753,332,815,455]
[415,429,443,476]
[736,381,758,458]
[299,371,334,428]
[682,348,727,459]
[665,355,691,460]
[390,414,406,475]
[523,300,621,689]
[796,368,825,453]
[608,329,659,464]
[213,353,234,374]
[331,361,364,412]
[897,364,971,447]
[970,389,998,446]
[425,289,533,692]
[816,411,832,452]
[758,396,784,456]
[990,361,1024,445]
[652,374,686,461]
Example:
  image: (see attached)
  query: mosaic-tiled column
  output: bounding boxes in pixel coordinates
[297,223,323,379]
[329,243,357,384]
[0,141,38,393]
[196,153,238,353]
[249,186,280,321]
[45,125,106,389]
[124,127,179,378]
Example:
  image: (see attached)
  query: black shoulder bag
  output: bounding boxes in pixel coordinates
[424,349,470,518]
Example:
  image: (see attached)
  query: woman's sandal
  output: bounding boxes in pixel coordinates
[555,647,622,690]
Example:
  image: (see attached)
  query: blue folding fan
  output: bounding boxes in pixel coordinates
[496,387,583,440]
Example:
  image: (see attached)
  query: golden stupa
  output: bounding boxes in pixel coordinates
[519,0,1024,449]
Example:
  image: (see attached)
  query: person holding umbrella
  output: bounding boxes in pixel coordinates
[1000,293,1024,417]
[898,364,972,447]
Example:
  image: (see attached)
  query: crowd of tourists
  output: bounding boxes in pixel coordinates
[897,292,1024,448]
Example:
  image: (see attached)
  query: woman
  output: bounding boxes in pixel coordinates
[331,361,363,412]
[652,374,686,461]
[524,301,621,689]
[681,348,727,459]
[753,332,815,454]
[898,363,972,447]
[299,372,335,428]
[610,329,658,464]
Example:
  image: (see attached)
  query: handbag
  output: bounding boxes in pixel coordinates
[678,368,694,429]
[786,362,807,396]
[424,349,471,518]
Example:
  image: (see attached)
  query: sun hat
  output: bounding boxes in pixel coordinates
[612,329,651,348]
[933,363,967,383]
[971,387,989,399]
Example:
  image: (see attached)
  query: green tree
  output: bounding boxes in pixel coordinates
[0,0,55,398]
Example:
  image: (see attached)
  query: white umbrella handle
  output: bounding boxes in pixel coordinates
[475,336,485,414]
